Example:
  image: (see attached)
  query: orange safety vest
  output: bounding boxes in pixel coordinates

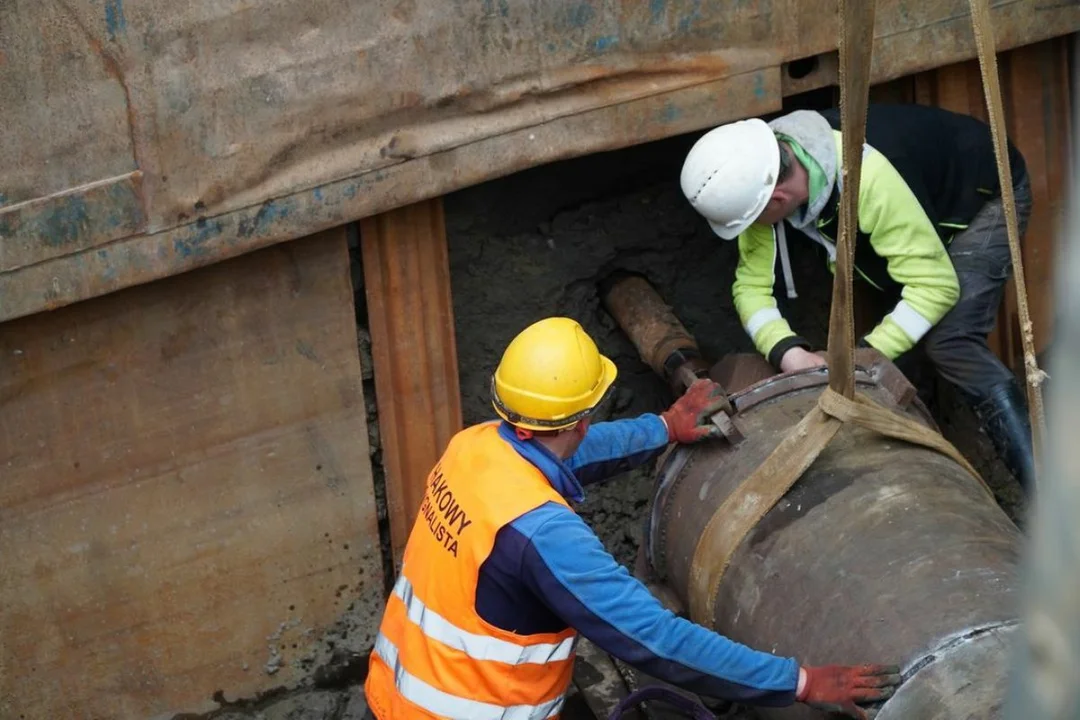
[365,423,578,720]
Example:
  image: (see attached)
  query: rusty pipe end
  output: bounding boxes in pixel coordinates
[599,271,712,396]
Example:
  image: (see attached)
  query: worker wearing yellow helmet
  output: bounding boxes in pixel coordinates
[365,316,900,720]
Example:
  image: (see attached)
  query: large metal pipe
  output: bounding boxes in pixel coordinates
[601,275,1022,719]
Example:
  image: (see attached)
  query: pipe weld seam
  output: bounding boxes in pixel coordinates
[900,619,1020,684]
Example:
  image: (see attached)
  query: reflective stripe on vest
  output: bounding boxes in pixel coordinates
[392,572,576,665]
[373,633,565,720]
[365,423,578,718]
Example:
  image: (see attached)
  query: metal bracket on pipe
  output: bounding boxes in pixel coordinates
[708,388,743,444]
[673,362,744,445]
[709,402,744,445]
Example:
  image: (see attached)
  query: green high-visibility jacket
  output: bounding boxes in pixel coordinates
[734,104,1026,367]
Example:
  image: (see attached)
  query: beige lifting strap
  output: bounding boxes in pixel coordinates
[688,0,993,627]
[966,0,1048,472]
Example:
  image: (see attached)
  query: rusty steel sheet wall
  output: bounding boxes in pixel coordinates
[0,229,384,719]
[1,1,1078,323]
[360,199,464,566]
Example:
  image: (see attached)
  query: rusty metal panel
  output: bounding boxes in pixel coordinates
[999,39,1072,363]
[0,56,783,324]
[2,2,1079,321]
[791,1,1080,89]
[0,0,137,206]
[361,199,463,566]
[0,172,146,272]
[869,0,1073,82]
[0,229,383,718]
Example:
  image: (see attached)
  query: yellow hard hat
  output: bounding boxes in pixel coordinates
[491,317,618,431]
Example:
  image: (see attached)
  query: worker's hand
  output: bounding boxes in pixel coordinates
[796,664,902,719]
[780,347,828,374]
[660,379,730,444]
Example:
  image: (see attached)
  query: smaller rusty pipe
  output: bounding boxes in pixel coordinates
[600,272,711,397]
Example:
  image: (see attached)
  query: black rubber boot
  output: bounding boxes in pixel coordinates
[974,379,1036,496]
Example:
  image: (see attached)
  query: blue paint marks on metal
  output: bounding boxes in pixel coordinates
[677,0,702,33]
[592,35,619,52]
[104,181,135,229]
[484,0,509,17]
[173,218,224,259]
[237,198,296,238]
[105,0,126,41]
[566,2,595,29]
[98,249,117,282]
[344,184,359,200]
[295,340,320,364]
[40,194,92,248]
[313,187,324,202]
[0,176,142,261]
[0,192,7,208]
[649,0,665,24]
[545,41,557,52]
[481,0,510,18]
[754,72,766,99]
[658,101,682,124]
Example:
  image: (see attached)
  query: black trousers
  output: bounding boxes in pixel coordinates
[897,172,1033,405]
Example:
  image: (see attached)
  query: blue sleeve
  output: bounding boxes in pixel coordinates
[567,415,670,486]
[510,503,800,706]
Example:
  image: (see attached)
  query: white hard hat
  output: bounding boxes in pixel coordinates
[679,118,780,240]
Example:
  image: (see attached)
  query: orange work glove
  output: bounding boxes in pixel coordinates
[659,379,730,444]
[796,664,902,719]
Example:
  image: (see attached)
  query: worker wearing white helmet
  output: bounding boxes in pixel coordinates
[680,104,1035,496]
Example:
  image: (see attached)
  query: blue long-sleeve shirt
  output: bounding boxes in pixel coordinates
[474,418,800,706]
